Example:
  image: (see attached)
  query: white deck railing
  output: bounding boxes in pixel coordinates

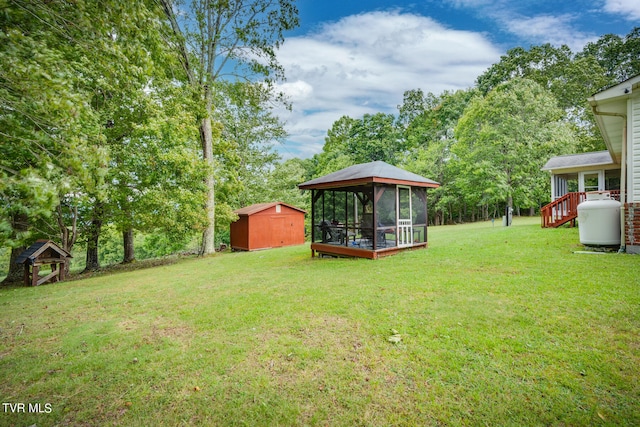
[398,219,413,247]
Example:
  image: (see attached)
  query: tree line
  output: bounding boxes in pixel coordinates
[1,0,638,282]
[290,28,640,225]
[0,0,299,283]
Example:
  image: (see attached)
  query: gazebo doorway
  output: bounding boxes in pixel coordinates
[397,186,413,247]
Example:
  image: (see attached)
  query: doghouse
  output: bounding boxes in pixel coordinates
[230,202,306,251]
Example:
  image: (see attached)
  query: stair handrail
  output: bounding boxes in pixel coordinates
[541,191,620,228]
[541,192,585,227]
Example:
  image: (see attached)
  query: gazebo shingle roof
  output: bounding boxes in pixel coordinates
[298,161,439,190]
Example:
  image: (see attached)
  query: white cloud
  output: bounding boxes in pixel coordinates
[276,11,501,158]
[443,0,602,51]
[501,14,597,51]
[603,0,640,20]
[276,80,314,102]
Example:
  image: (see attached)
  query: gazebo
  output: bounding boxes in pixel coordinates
[298,161,439,259]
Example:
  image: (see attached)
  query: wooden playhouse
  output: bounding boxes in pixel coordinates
[15,240,72,286]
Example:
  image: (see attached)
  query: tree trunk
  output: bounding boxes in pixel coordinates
[57,203,78,276]
[199,95,216,256]
[123,228,135,263]
[83,202,103,272]
[2,246,25,286]
[1,213,28,286]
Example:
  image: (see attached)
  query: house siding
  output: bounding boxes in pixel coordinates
[632,95,640,202]
[625,95,640,253]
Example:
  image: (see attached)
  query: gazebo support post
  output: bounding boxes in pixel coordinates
[372,184,377,250]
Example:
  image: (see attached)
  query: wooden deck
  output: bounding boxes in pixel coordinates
[311,242,428,259]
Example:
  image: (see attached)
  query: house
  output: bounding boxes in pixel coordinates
[298,161,440,259]
[541,74,640,254]
[541,151,621,228]
[230,202,306,251]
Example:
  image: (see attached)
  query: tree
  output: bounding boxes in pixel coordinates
[315,112,404,175]
[159,0,299,255]
[74,1,176,271]
[579,27,640,83]
[400,89,479,224]
[215,81,285,211]
[0,0,105,283]
[106,83,208,264]
[265,158,312,209]
[1,0,199,276]
[348,113,403,164]
[475,43,611,153]
[453,78,577,213]
[313,116,357,176]
[397,89,441,150]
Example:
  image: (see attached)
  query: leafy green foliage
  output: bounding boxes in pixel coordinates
[105,83,208,242]
[476,29,640,154]
[262,158,312,227]
[453,78,577,210]
[160,0,299,254]
[214,82,285,212]
[579,27,640,83]
[398,89,477,223]
[348,113,404,164]
[313,112,405,176]
[0,1,113,252]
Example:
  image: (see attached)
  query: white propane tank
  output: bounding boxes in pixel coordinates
[577,192,621,246]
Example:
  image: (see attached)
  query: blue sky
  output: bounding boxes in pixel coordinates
[273,0,639,159]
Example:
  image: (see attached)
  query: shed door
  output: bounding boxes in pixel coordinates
[270,216,286,247]
[397,186,413,247]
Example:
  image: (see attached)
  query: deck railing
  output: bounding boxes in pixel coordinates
[397,219,412,247]
[541,191,620,228]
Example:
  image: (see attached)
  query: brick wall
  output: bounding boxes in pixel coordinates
[625,203,640,248]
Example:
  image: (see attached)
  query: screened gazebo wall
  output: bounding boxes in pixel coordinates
[299,161,439,259]
[310,183,428,257]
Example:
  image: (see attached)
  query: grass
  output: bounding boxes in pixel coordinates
[1,218,639,426]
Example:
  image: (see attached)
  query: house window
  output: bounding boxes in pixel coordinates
[605,170,620,191]
[579,171,604,193]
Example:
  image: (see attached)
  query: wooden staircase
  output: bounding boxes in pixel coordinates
[541,191,620,228]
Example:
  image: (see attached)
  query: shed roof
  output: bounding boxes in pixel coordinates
[234,201,306,216]
[15,240,72,265]
[298,161,440,190]
[541,151,617,172]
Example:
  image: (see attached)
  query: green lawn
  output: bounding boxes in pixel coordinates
[1,218,639,426]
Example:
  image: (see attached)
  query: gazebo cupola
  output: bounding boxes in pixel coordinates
[298,161,439,259]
